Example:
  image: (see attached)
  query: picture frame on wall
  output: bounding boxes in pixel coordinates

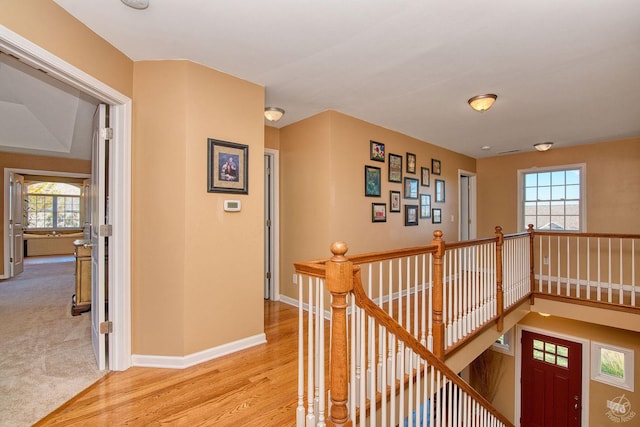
[370,140,385,162]
[406,152,417,174]
[388,153,403,183]
[420,194,431,218]
[432,208,442,224]
[421,167,430,187]
[404,177,419,199]
[364,165,382,197]
[405,205,419,226]
[207,138,249,194]
[435,179,445,202]
[372,203,387,222]
[390,190,401,212]
[431,158,442,175]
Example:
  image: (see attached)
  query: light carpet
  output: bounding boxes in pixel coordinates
[0,256,104,427]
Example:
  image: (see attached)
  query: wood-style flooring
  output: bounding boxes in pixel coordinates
[36,301,302,426]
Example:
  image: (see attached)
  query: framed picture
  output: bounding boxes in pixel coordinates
[421,167,430,187]
[432,158,442,175]
[372,203,387,222]
[420,194,431,218]
[365,165,382,197]
[404,177,419,199]
[435,179,445,202]
[406,152,416,174]
[207,138,249,194]
[405,205,419,226]
[370,140,385,162]
[390,190,401,212]
[432,208,442,224]
[388,153,402,183]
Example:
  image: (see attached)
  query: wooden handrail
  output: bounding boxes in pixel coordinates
[533,230,640,239]
[351,267,515,427]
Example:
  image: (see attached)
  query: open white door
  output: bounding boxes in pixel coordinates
[9,172,24,277]
[91,104,109,370]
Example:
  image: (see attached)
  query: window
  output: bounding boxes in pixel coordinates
[591,342,634,391]
[26,182,82,229]
[518,164,586,231]
[492,330,514,355]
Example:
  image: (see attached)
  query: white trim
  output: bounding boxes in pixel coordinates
[264,148,280,301]
[458,169,477,240]
[515,325,590,427]
[280,294,332,320]
[517,163,587,232]
[131,333,267,369]
[2,168,91,279]
[0,25,132,371]
[591,341,634,392]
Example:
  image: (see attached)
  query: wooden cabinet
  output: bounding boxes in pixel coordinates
[71,241,92,316]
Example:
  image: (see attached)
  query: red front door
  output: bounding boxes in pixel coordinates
[521,330,582,427]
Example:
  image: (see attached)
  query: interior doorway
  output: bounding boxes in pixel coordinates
[1,25,132,371]
[264,149,279,301]
[458,170,477,240]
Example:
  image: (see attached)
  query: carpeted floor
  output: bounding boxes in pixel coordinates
[0,256,104,427]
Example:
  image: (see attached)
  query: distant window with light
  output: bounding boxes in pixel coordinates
[518,165,586,231]
[26,182,82,229]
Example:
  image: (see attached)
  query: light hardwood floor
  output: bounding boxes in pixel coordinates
[36,301,303,426]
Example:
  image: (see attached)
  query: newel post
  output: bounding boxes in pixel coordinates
[527,224,536,304]
[431,230,445,360]
[495,226,504,332]
[326,242,353,427]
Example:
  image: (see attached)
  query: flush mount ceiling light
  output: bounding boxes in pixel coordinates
[264,107,285,122]
[121,0,149,9]
[468,94,497,112]
[534,142,554,152]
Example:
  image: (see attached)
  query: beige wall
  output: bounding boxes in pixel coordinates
[0,0,133,98]
[477,138,640,236]
[280,111,476,299]
[0,153,90,275]
[265,125,280,150]
[3,3,266,358]
[132,60,265,356]
[486,313,640,425]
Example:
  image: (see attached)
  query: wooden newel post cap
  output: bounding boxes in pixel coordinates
[433,230,443,240]
[527,224,534,232]
[495,226,503,234]
[330,241,349,261]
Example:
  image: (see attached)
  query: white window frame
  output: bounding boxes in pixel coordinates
[492,329,514,356]
[591,341,634,391]
[517,163,587,232]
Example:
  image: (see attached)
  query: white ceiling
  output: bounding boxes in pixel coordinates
[6,1,640,159]
[0,52,98,160]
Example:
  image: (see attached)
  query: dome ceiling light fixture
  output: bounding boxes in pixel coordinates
[264,107,285,122]
[121,0,149,10]
[534,141,554,152]
[468,94,497,112]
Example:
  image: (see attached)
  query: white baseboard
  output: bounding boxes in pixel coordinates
[131,333,266,369]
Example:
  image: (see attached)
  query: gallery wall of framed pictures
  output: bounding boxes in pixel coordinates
[365,139,447,227]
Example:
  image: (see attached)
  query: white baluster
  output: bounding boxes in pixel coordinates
[297,275,305,427]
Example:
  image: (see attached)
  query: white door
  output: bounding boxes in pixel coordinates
[91,104,109,370]
[9,172,24,277]
[264,154,272,299]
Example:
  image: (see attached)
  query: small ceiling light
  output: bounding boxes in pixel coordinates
[481,145,491,151]
[468,94,497,112]
[538,312,552,317]
[121,0,149,9]
[534,142,554,152]
[264,107,285,122]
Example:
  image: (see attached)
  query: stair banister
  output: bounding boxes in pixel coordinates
[325,242,354,427]
[431,230,445,359]
[495,226,505,332]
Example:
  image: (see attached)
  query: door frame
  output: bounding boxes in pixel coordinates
[0,25,132,371]
[515,325,590,426]
[264,148,280,300]
[458,169,477,240]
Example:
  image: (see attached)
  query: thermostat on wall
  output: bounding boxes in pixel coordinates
[224,200,241,212]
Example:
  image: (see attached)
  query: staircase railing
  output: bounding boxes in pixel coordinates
[293,227,640,426]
